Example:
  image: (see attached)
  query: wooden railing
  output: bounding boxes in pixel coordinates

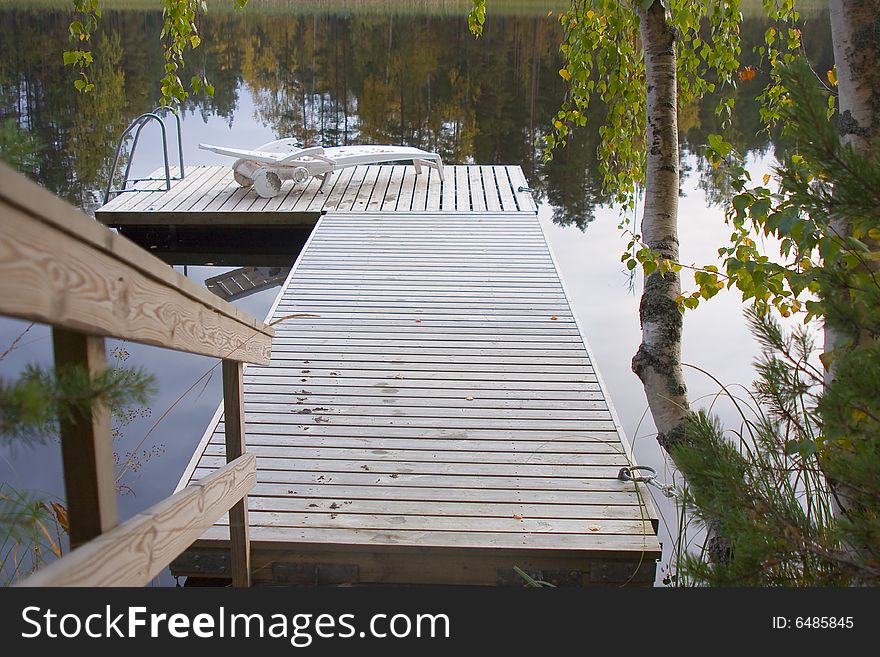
[0,163,274,587]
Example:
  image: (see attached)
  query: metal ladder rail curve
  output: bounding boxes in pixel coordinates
[104,107,185,204]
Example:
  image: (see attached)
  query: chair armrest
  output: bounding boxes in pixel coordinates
[278,146,335,165]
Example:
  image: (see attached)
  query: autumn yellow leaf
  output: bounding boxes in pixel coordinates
[762,173,771,185]
[559,68,571,81]
[827,67,838,87]
[553,120,563,130]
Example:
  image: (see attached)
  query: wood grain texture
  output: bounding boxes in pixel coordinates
[0,164,273,364]
[18,454,256,587]
[196,525,660,554]
[222,360,251,587]
[177,203,660,576]
[97,165,537,220]
[193,466,641,492]
[52,329,118,548]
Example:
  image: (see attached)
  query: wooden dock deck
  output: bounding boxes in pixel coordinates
[97,164,539,224]
[161,165,660,586]
[96,164,542,266]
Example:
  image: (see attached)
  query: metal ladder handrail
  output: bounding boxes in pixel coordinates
[104,106,185,204]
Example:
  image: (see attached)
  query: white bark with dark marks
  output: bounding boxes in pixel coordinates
[826,0,880,360]
[826,0,880,522]
[632,1,690,450]
[830,0,880,151]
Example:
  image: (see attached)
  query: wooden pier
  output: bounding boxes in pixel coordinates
[103,164,660,586]
[97,164,540,222]
[96,164,542,265]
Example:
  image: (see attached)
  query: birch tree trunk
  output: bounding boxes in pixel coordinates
[825,0,880,364]
[826,0,880,360]
[826,0,880,521]
[829,0,880,153]
[632,1,691,450]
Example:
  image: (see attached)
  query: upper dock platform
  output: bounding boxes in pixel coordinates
[96,164,541,266]
[96,164,538,225]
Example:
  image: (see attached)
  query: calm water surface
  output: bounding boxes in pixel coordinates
[0,2,834,584]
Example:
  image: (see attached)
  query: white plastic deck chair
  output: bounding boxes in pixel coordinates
[199,139,445,199]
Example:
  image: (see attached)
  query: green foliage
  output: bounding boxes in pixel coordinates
[63,0,250,105]
[0,327,156,579]
[161,0,206,106]
[688,59,880,322]
[820,346,880,565]
[63,0,101,93]
[0,119,41,172]
[467,0,485,36]
[67,32,133,194]
[545,0,742,210]
[669,61,880,583]
[672,308,880,585]
[755,0,802,128]
[159,0,249,106]
[0,363,155,447]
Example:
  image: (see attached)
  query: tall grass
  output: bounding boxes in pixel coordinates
[0,483,67,584]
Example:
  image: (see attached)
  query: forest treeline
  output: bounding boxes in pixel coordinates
[0,6,832,223]
[0,1,828,18]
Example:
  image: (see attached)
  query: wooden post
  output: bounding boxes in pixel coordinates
[222,359,251,587]
[51,329,118,548]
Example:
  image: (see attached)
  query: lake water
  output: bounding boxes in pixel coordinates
[0,1,834,585]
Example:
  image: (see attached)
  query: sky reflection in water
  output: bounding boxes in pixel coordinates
[0,5,833,583]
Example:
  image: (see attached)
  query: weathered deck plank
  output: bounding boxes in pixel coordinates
[171,194,659,584]
[96,164,543,225]
[96,165,552,231]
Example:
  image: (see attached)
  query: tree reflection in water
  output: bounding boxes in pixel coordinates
[0,4,832,227]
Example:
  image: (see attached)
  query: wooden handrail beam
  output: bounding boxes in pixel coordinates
[0,163,273,364]
[16,453,257,587]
